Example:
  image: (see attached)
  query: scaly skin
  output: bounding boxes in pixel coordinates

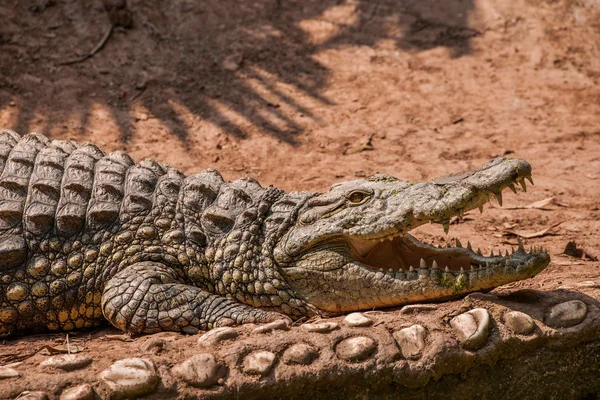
[0,131,550,336]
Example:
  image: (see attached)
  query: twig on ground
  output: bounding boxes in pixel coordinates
[59,23,114,66]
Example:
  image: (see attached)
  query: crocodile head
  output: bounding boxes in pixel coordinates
[273,157,550,314]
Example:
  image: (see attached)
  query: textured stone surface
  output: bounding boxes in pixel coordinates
[335,336,377,362]
[400,304,438,314]
[198,327,239,345]
[252,319,290,334]
[16,392,48,400]
[545,300,588,328]
[301,322,339,333]
[0,366,20,379]
[59,384,94,400]
[98,358,159,400]
[243,351,277,376]
[282,343,319,365]
[40,354,92,371]
[393,324,427,359]
[343,312,373,327]
[172,353,224,388]
[450,308,490,350]
[503,311,535,335]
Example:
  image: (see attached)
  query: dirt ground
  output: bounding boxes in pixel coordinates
[0,0,599,397]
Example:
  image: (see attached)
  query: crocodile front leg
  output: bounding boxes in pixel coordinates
[101,262,286,334]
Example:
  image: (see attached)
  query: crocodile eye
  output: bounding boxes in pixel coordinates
[347,191,370,205]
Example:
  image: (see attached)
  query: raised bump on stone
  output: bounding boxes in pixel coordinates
[343,312,373,327]
[335,336,377,362]
[545,300,588,328]
[282,343,319,365]
[400,304,438,314]
[59,383,94,400]
[197,327,238,346]
[98,358,159,400]
[172,354,225,388]
[15,391,48,400]
[243,351,277,377]
[39,354,92,371]
[503,311,535,335]
[252,319,290,334]
[393,324,427,360]
[450,308,491,350]
[301,322,339,333]
[0,365,20,379]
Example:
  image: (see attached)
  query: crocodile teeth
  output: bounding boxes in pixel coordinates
[494,192,503,206]
[518,237,525,251]
[508,184,517,194]
[409,266,414,272]
[443,222,450,234]
[432,260,439,269]
[467,241,472,250]
[444,266,450,273]
[490,249,494,257]
[519,179,527,192]
[526,175,534,185]
[477,247,482,255]
[478,204,484,213]
[420,258,427,269]
[455,238,462,248]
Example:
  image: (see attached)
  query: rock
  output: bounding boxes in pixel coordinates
[503,311,535,335]
[301,322,339,333]
[282,343,319,365]
[139,337,168,354]
[198,327,238,346]
[400,304,438,314]
[343,312,373,327]
[172,353,224,388]
[243,351,277,376]
[450,308,491,350]
[40,354,92,371]
[60,384,94,400]
[98,358,159,400]
[545,300,588,328]
[393,324,427,360]
[252,319,290,334]
[16,392,48,400]
[576,281,599,288]
[0,366,20,379]
[335,336,377,362]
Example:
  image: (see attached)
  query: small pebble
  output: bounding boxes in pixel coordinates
[60,383,94,400]
[450,308,490,350]
[40,354,92,371]
[243,351,277,376]
[335,336,377,362]
[172,354,224,388]
[301,322,339,333]
[503,311,535,335]
[343,312,373,327]
[16,392,48,400]
[545,300,588,328]
[393,324,426,360]
[198,327,238,346]
[0,366,20,379]
[139,338,168,354]
[400,304,438,314]
[282,343,319,365]
[98,358,159,399]
[252,319,290,334]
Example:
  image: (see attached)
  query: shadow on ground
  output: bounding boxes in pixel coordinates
[0,0,476,146]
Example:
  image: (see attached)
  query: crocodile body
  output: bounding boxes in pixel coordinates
[0,131,550,336]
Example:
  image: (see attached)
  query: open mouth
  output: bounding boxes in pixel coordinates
[349,233,546,281]
[346,175,550,284]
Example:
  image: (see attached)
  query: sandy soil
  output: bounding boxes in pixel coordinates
[0,0,599,397]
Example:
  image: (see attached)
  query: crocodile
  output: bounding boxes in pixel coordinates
[0,130,550,336]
